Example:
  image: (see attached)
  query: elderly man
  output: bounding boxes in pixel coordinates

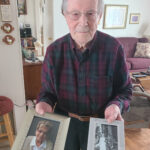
[36,0,132,149]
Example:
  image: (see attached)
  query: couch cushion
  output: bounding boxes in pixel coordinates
[134,42,150,58]
[126,61,131,70]
[117,37,138,58]
[127,58,150,70]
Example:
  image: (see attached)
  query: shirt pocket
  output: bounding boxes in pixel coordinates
[88,75,112,104]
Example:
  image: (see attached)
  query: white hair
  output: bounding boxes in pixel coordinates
[61,0,104,15]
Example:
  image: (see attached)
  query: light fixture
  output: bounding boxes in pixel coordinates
[143,26,150,42]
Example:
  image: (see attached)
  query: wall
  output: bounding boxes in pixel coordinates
[18,0,36,37]
[53,0,150,40]
[18,0,53,56]
[0,0,26,132]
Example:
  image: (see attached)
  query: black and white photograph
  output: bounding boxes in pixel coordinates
[94,124,118,150]
[12,109,70,150]
[87,118,125,150]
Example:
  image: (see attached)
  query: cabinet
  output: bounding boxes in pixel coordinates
[23,61,42,100]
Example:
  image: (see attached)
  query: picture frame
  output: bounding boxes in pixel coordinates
[129,13,140,24]
[0,0,10,5]
[17,0,27,15]
[87,118,125,150]
[103,5,128,29]
[12,109,70,150]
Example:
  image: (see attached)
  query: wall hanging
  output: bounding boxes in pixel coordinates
[1,23,14,33]
[2,35,15,45]
[129,13,140,24]
[103,5,128,29]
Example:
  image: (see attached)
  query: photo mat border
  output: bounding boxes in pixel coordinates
[12,109,70,150]
[87,118,125,150]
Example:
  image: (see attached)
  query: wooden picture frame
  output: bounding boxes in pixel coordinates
[103,5,128,29]
[0,0,10,5]
[129,13,140,24]
[87,118,125,150]
[12,109,70,150]
[17,0,27,15]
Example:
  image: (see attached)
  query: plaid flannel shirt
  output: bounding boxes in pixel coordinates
[37,31,132,115]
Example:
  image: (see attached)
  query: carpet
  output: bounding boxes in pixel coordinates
[123,87,150,128]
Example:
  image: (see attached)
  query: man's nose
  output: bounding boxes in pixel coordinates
[79,13,88,25]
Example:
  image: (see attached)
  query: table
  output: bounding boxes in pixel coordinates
[130,73,150,100]
[137,76,150,93]
[125,128,150,150]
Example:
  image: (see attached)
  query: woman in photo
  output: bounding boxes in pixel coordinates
[22,120,53,150]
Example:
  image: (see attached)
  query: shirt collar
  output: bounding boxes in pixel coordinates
[69,31,98,54]
[30,136,47,149]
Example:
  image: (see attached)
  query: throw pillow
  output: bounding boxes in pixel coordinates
[134,42,150,58]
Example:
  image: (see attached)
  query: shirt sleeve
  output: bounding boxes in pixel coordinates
[37,46,57,108]
[107,45,132,113]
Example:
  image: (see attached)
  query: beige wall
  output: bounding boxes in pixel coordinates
[0,0,26,132]
[53,0,150,39]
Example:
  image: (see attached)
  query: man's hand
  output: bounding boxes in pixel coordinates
[35,102,53,115]
[104,104,124,123]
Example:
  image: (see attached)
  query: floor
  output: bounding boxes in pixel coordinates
[123,86,150,128]
[0,141,10,150]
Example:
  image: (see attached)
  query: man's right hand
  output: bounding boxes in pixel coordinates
[35,102,53,115]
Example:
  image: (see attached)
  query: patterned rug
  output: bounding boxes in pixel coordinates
[123,87,150,128]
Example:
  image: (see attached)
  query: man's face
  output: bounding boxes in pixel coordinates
[35,125,48,144]
[64,0,101,47]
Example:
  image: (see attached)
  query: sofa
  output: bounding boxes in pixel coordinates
[117,37,150,72]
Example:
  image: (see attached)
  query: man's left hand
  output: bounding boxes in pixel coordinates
[104,104,124,123]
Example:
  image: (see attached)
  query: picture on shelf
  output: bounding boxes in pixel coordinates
[21,38,34,49]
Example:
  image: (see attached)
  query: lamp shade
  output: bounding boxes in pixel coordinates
[144,26,150,42]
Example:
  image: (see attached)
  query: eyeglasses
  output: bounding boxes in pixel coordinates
[66,10,98,21]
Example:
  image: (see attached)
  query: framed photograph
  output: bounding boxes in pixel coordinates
[87,118,125,150]
[17,0,27,15]
[12,109,70,150]
[129,13,140,24]
[103,5,128,29]
[0,0,10,5]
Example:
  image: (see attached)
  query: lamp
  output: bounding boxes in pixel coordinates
[143,26,150,42]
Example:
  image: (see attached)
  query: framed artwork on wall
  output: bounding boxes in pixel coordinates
[17,0,27,15]
[129,13,140,24]
[0,0,10,5]
[103,5,128,29]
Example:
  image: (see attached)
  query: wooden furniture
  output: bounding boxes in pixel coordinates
[125,128,150,150]
[23,61,42,100]
[137,76,150,93]
[0,96,14,147]
[0,113,14,147]
[130,73,150,100]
